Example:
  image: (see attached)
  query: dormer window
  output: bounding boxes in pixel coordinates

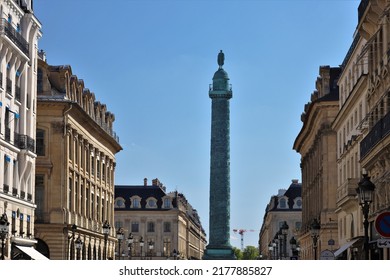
[278,198,287,209]
[293,198,302,209]
[146,198,157,208]
[115,197,125,209]
[130,196,141,209]
[163,197,172,209]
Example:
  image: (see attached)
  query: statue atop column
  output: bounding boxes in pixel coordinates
[218,50,224,69]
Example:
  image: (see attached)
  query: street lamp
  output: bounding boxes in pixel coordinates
[356,173,376,260]
[289,236,297,259]
[116,227,124,260]
[277,229,283,259]
[281,221,289,259]
[0,213,10,260]
[173,249,180,260]
[148,240,154,259]
[70,224,77,260]
[127,232,134,259]
[102,220,110,260]
[268,242,273,260]
[140,237,144,259]
[75,236,83,260]
[310,218,320,260]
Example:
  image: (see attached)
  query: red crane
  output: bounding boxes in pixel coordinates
[233,229,257,251]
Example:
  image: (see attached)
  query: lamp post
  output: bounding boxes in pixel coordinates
[310,218,320,260]
[268,242,273,260]
[116,227,124,260]
[356,173,376,260]
[281,221,289,259]
[127,232,133,259]
[0,213,10,260]
[277,229,283,259]
[75,236,83,260]
[148,240,154,260]
[272,240,277,260]
[70,224,77,260]
[290,236,297,259]
[140,237,144,259]
[102,220,110,260]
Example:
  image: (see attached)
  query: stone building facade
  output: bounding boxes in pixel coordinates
[114,178,207,260]
[0,0,42,259]
[34,55,122,259]
[332,30,368,259]
[259,180,302,260]
[356,0,390,260]
[293,66,341,259]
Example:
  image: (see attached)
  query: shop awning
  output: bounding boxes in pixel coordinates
[333,239,359,257]
[15,245,49,260]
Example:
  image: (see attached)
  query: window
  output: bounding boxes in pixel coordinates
[163,198,171,208]
[35,175,44,222]
[131,197,141,209]
[19,213,24,236]
[91,154,95,175]
[294,198,302,209]
[131,222,139,233]
[147,222,155,232]
[27,215,31,237]
[36,129,45,156]
[68,177,73,211]
[115,197,125,208]
[163,222,171,232]
[146,198,157,209]
[295,222,302,231]
[278,198,287,208]
[12,211,16,235]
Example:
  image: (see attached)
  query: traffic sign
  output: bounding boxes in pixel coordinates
[377,239,390,248]
[375,212,390,238]
[319,249,335,260]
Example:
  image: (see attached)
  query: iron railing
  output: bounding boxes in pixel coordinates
[16,134,35,152]
[360,111,390,158]
[0,18,29,56]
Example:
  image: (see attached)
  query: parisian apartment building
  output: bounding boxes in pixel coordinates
[292,0,390,260]
[33,54,122,260]
[114,178,207,260]
[259,180,302,260]
[0,0,43,260]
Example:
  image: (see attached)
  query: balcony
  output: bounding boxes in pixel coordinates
[15,134,35,153]
[3,184,9,194]
[360,111,390,158]
[0,19,29,56]
[337,178,359,207]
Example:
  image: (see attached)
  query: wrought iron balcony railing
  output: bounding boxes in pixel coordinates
[15,134,35,153]
[360,111,390,159]
[0,18,29,56]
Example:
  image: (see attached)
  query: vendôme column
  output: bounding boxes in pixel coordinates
[203,50,235,260]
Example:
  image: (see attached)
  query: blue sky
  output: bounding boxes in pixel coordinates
[34,0,360,249]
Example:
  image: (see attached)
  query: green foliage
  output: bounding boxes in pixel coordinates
[232,247,243,260]
[242,246,259,260]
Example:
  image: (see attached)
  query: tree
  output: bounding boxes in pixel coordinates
[242,246,259,260]
[232,247,243,260]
